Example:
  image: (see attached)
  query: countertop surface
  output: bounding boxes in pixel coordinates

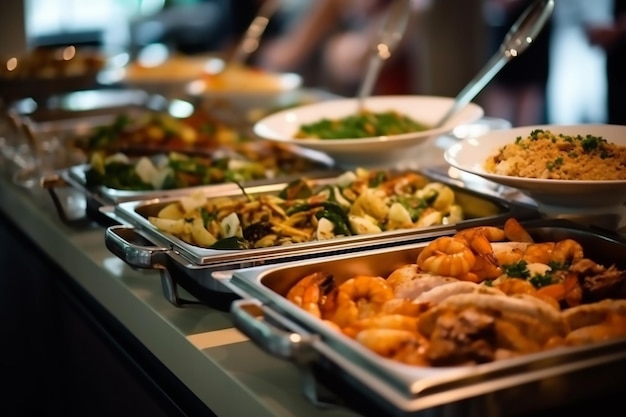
[2,131,625,416]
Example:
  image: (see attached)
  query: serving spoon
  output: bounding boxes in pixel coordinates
[228,0,280,67]
[434,0,555,128]
[355,0,412,113]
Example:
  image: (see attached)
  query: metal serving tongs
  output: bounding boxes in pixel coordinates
[434,0,555,128]
[355,0,412,112]
[229,0,280,66]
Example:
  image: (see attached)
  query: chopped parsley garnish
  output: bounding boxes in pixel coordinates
[529,274,554,288]
[580,135,604,152]
[546,157,564,171]
[501,260,556,288]
[501,260,530,279]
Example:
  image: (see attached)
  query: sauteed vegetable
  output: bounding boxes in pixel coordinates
[147,169,464,249]
[75,111,240,156]
[295,110,430,139]
[84,140,326,191]
[85,151,268,190]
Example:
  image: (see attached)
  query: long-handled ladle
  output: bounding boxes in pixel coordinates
[355,0,412,113]
[229,0,280,67]
[434,0,555,128]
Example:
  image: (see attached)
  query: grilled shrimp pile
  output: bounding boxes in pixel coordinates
[285,218,626,367]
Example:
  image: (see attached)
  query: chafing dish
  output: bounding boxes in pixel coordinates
[30,88,336,226]
[103,174,538,308]
[228,219,626,416]
[42,149,337,227]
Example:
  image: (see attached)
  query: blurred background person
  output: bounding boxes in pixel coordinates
[547,0,612,125]
[479,0,553,127]
[586,0,626,125]
[129,0,231,56]
[257,0,430,97]
[129,0,297,58]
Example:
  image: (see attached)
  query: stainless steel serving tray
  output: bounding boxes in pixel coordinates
[30,88,338,226]
[6,89,161,188]
[103,174,538,307]
[42,152,338,227]
[228,219,626,417]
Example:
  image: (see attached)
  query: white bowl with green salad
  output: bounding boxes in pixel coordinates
[252,95,484,168]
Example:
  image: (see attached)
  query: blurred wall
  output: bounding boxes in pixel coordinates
[0,0,27,56]
[417,0,488,97]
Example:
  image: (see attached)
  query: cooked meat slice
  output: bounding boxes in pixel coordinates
[426,308,497,366]
[495,319,542,354]
[570,258,606,275]
[413,281,504,305]
[565,313,626,346]
[419,293,568,339]
[581,265,626,301]
[392,273,458,300]
[562,299,626,330]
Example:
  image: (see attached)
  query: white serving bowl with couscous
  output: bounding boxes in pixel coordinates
[444,124,626,214]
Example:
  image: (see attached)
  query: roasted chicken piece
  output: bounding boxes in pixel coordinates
[570,259,626,302]
[418,293,567,366]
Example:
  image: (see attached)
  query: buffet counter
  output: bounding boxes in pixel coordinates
[0,174,362,417]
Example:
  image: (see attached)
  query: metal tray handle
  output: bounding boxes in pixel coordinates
[41,173,93,227]
[105,224,171,268]
[231,299,349,408]
[105,225,202,307]
[230,299,319,364]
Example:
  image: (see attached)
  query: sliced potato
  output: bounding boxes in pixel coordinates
[158,202,185,220]
[387,202,412,230]
[190,217,217,247]
[179,192,207,213]
[148,216,186,235]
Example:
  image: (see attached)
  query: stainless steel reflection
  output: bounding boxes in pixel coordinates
[103,174,538,307]
[229,221,626,416]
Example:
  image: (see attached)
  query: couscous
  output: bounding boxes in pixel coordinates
[484,129,626,180]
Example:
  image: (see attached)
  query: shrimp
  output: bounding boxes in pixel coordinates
[530,272,582,309]
[521,242,556,264]
[380,298,429,317]
[562,272,583,307]
[454,226,504,280]
[326,275,394,328]
[355,328,429,365]
[495,278,536,296]
[470,254,504,280]
[503,217,535,243]
[551,239,584,264]
[491,241,529,265]
[454,226,506,244]
[343,314,421,338]
[416,236,476,277]
[386,263,421,289]
[286,272,335,318]
[494,238,583,268]
[454,226,504,262]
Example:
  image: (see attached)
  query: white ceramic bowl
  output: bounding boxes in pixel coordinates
[444,124,626,215]
[111,55,303,102]
[252,95,484,168]
[184,60,304,123]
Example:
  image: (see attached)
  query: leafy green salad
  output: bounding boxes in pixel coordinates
[295,110,430,140]
[85,151,276,191]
